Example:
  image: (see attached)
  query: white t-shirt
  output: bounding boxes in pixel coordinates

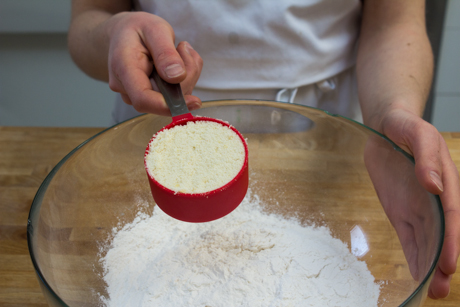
[134,0,361,90]
[112,1,363,124]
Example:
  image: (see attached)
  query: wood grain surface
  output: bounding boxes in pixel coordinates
[0,126,459,306]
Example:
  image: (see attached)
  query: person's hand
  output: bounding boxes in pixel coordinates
[375,108,460,299]
[107,12,203,116]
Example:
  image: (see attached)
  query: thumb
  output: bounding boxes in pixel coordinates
[411,124,444,195]
[379,110,444,194]
[142,19,187,84]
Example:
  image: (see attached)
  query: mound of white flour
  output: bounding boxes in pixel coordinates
[100,192,380,306]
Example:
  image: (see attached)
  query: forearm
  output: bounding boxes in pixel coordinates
[356,0,433,133]
[68,1,131,81]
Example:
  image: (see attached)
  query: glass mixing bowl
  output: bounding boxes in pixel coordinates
[27,100,444,306]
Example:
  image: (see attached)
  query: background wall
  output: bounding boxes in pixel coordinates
[0,0,115,127]
[432,0,460,131]
[0,0,459,130]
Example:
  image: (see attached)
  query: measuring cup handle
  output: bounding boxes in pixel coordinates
[150,66,191,118]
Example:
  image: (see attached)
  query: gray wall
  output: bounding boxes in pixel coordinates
[432,0,460,131]
[0,0,115,127]
[1,0,459,130]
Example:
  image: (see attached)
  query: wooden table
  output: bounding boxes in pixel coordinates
[0,126,459,306]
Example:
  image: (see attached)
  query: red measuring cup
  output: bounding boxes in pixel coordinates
[144,67,249,223]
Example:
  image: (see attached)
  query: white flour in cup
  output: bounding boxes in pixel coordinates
[100,191,380,306]
[145,120,245,194]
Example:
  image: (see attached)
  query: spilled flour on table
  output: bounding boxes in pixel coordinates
[99,191,380,306]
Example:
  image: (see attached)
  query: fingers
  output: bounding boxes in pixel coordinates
[177,41,203,95]
[141,21,187,84]
[184,95,202,112]
[119,66,201,116]
[144,40,202,114]
[381,110,460,298]
[109,40,170,116]
[416,132,460,281]
[414,131,460,298]
[411,126,460,296]
[116,66,170,115]
[429,268,452,299]
[438,143,460,276]
[107,14,168,114]
[107,13,202,116]
[409,122,445,195]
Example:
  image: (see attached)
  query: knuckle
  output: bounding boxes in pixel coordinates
[130,96,145,113]
[120,94,132,105]
[144,20,175,43]
[188,56,203,78]
[108,76,122,93]
[196,54,204,68]
[155,49,178,64]
[130,91,154,114]
[150,18,173,33]
[177,41,187,49]
[108,66,128,92]
[108,80,119,92]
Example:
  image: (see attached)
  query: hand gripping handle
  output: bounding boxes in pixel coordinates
[150,66,190,118]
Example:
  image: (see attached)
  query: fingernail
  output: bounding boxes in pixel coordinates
[430,171,444,192]
[188,101,201,111]
[164,64,184,78]
[184,43,194,55]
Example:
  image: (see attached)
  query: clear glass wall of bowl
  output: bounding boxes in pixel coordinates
[28,100,443,307]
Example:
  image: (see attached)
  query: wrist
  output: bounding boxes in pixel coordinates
[362,98,425,134]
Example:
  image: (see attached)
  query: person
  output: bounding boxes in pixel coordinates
[68,0,460,299]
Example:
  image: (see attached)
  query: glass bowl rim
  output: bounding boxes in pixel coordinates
[26,99,445,307]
